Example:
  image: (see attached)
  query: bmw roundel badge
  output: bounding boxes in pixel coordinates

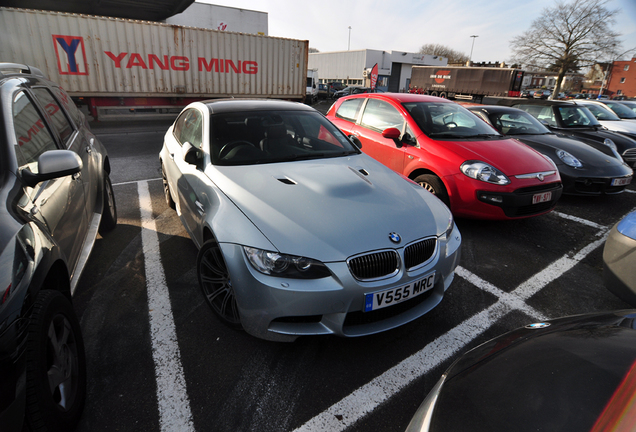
[389,232,401,243]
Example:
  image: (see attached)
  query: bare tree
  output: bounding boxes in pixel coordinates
[510,0,624,99]
[419,44,469,64]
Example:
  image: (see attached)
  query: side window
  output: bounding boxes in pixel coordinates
[32,87,74,146]
[52,87,83,125]
[360,99,404,132]
[173,109,203,148]
[513,104,556,127]
[13,91,58,172]
[335,98,363,122]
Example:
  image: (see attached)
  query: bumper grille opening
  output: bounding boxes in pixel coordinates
[404,238,436,269]
[348,250,399,280]
[272,315,322,324]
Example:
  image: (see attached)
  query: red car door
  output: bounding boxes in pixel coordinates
[352,98,407,175]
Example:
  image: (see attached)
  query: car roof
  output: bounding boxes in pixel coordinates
[344,92,456,104]
[201,99,317,114]
[494,97,577,107]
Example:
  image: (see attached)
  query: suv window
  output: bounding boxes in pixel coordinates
[336,98,364,122]
[32,87,74,146]
[173,109,203,149]
[13,91,59,172]
[360,99,404,132]
[52,87,83,125]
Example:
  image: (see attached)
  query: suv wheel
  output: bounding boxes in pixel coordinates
[25,290,87,432]
[99,174,117,234]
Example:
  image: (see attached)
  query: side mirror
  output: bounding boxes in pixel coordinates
[21,150,83,188]
[382,128,401,140]
[182,141,201,166]
[348,135,362,149]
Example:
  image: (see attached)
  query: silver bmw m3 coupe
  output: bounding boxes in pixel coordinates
[160,99,461,341]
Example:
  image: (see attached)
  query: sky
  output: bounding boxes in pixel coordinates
[200,0,636,64]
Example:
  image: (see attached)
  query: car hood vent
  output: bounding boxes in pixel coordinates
[277,177,297,185]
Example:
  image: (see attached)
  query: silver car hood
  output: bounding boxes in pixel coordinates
[209,155,448,261]
[598,119,636,134]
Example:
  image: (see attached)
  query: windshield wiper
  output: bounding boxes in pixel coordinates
[463,134,500,139]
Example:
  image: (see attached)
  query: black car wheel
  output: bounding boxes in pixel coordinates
[98,174,117,234]
[162,164,175,209]
[197,240,242,328]
[25,290,86,432]
[413,174,450,208]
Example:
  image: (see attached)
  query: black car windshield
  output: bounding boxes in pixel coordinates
[210,110,359,166]
[557,106,601,127]
[488,110,551,135]
[403,102,502,139]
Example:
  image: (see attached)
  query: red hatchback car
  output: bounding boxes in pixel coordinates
[327,93,564,219]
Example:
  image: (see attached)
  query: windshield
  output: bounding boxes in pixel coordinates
[605,101,636,119]
[403,102,502,138]
[210,110,359,166]
[557,106,601,128]
[620,101,636,114]
[487,110,551,135]
[580,103,621,121]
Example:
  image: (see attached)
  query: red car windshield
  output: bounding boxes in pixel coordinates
[402,102,502,139]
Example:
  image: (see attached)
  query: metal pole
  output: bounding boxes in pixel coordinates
[348,26,352,50]
[469,35,478,64]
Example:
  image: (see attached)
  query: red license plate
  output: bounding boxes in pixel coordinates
[532,191,552,204]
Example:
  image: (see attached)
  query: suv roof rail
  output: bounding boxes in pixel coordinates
[0,63,47,79]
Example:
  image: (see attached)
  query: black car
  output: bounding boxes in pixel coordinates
[406,310,636,432]
[0,63,117,431]
[493,98,636,168]
[468,105,633,195]
[332,86,370,99]
[327,81,346,97]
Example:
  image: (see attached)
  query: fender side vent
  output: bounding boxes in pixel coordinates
[277,177,297,185]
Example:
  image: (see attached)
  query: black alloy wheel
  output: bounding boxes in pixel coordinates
[25,290,87,432]
[197,240,242,328]
[413,174,450,208]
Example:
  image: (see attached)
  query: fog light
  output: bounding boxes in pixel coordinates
[480,194,503,203]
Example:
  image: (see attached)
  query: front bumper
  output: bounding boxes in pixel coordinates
[220,225,462,341]
[603,223,636,306]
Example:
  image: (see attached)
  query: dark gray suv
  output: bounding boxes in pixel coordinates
[0,63,117,431]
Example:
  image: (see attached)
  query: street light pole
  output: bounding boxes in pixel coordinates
[469,35,478,64]
[348,26,352,50]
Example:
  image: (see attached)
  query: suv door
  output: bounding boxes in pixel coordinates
[13,90,88,270]
[31,86,100,222]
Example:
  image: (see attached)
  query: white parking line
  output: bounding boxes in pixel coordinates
[293,208,633,432]
[553,211,606,230]
[139,181,195,432]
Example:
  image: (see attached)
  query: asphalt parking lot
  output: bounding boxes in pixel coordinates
[72,99,636,432]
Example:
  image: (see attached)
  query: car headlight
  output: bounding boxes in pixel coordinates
[556,149,582,167]
[243,247,331,279]
[603,138,618,152]
[440,214,454,239]
[460,161,510,185]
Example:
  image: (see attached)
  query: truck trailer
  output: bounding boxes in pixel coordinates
[0,7,308,120]
[409,65,524,103]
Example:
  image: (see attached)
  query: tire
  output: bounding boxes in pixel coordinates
[25,290,87,432]
[439,92,447,99]
[98,174,117,234]
[430,91,438,97]
[162,164,175,209]
[197,240,242,328]
[413,174,450,208]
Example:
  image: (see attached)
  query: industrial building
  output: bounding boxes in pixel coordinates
[309,50,448,92]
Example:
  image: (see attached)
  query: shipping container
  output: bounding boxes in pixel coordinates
[0,7,308,120]
[409,66,524,102]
